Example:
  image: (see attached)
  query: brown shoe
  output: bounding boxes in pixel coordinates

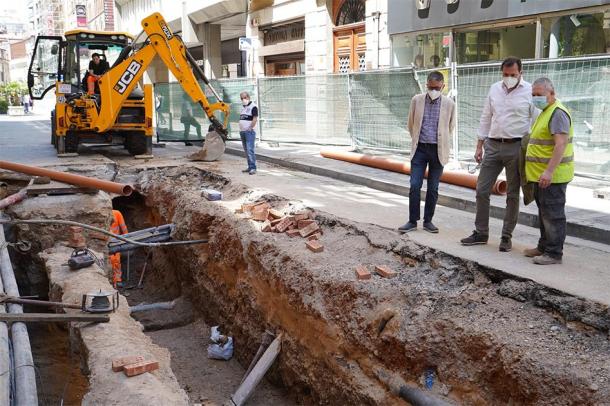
[523,247,543,257]
[533,254,562,265]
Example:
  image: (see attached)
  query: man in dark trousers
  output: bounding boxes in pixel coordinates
[180,95,201,146]
[399,71,456,234]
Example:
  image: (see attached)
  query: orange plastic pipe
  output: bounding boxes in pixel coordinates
[320,150,507,195]
[0,160,133,196]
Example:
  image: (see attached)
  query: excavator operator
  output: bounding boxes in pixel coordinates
[87,53,109,95]
[110,210,128,288]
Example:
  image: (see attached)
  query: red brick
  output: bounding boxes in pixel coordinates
[112,355,144,372]
[297,219,315,229]
[306,240,324,253]
[275,217,294,233]
[355,266,371,280]
[293,211,310,221]
[268,209,283,219]
[375,265,397,278]
[262,221,272,232]
[270,218,282,226]
[286,229,301,238]
[123,360,159,377]
[299,222,320,237]
[252,206,269,222]
[307,233,321,241]
[234,207,243,214]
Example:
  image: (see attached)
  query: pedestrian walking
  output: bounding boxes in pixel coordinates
[461,57,537,252]
[523,77,574,265]
[22,94,30,114]
[155,94,167,125]
[239,91,258,175]
[180,95,201,146]
[398,71,456,234]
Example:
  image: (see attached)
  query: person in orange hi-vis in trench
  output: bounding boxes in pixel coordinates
[110,210,128,288]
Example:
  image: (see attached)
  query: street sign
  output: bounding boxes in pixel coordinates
[239,37,253,51]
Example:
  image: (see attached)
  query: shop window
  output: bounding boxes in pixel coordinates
[336,0,365,26]
[454,23,536,64]
[391,32,451,69]
[542,10,610,58]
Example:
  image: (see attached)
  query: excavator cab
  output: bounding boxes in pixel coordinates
[27,30,152,155]
[27,14,229,160]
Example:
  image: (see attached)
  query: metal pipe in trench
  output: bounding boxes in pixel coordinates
[320,149,507,195]
[0,259,9,406]
[0,160,133,196]
[0,226,37,406]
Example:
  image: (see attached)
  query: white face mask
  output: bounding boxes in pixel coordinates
[503,76,519,89]
[427,89,441,100]
[241,98,249,106]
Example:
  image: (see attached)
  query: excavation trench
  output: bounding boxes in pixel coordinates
[2,163,610,405]
[110,165,609,405]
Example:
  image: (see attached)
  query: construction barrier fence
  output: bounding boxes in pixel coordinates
[155,55,610,178]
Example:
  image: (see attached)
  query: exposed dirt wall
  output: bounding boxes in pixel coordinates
[132,166,610,405]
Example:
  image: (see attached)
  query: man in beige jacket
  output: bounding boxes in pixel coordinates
[399,71,456,233]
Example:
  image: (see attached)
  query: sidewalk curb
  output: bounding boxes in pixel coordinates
[225,146,610,245]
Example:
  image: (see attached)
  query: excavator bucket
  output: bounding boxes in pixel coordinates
[186,130,226,162]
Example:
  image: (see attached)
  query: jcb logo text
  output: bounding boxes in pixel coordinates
[114,61,142,94]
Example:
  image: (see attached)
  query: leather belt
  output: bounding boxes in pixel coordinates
[489,137,521,143]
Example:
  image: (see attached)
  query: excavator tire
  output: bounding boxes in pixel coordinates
[64,131,79,153]
[50,111,56,146]
[186,131,226,161]
[126,132,148,155]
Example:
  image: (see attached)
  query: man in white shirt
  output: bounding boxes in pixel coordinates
[461,57,537,252]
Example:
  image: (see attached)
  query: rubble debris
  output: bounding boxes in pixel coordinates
[375,265,397,279]
[112,355,145,372]
[297,219,315,229]
[286,229,301,238]
[268,209,283,219]
[262,221,272,232]
[306,240,324,253]
[307,233,321,241]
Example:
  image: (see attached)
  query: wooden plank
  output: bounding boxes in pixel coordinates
[26,181,97,196]
[0,313,109,323]
[231,334,282,406]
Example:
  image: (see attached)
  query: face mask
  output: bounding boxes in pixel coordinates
[532,95,549,110]
[503,76,519,89]
[427,89,441,100]
[241,99,249,106]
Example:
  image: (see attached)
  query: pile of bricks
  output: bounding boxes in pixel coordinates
[237,202,324,253]
[111,355,159,377]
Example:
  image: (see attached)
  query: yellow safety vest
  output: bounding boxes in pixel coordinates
[525,100,574,183]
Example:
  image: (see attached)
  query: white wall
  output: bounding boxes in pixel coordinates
[365,0,389,70]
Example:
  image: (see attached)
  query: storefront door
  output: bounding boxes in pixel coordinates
[334,24,366,73]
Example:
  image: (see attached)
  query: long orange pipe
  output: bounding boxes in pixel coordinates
[320,150,507,195]
[0,160,133,196]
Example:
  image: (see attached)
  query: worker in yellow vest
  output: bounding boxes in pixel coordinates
[110,210,128,287]
[524,77,574,265]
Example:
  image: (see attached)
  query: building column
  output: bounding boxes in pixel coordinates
[305,2,332,74]
[245,17,263,77]
[196,23,222,79]
[365,0,389,70]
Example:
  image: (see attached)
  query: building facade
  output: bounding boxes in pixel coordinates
[113,0,390,79]
[388,0,610,69]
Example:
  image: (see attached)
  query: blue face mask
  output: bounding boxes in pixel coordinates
[532,95,549,110]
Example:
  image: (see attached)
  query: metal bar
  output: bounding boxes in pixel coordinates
[0,313,109,323]
[0,226,37,406]
[0,252,9,406]
[0,295,81,310]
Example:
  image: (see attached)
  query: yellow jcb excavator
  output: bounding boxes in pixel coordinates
[27,12,228,161]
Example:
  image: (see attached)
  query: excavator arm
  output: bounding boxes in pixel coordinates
[92,12,229,140]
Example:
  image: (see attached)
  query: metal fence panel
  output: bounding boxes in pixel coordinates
[154,55,610,178]
[257,74,351,145]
